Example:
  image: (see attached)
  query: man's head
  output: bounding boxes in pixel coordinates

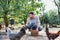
[28,12,34,18]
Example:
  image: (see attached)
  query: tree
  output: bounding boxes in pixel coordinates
[54,0,60,22]
[40,9,58,25]
[0,0,43,27]
[40,13,49,24]
[48,10,58,25]
[0,0,11,27]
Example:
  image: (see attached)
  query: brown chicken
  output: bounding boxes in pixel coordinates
[46,26,60,40]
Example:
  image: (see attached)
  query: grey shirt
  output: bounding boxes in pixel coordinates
[26,16,40,27]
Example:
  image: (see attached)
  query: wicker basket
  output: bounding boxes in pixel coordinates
[30,29,39,36]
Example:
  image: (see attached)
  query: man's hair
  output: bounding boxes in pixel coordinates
[29,12,34,15]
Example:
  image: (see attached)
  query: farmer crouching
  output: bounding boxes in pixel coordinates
[26,12,43,31]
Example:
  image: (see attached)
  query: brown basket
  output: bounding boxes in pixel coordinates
[30,29,39,36]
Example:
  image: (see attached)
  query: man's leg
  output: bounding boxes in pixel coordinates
[26,24,33,30]
[38,26,43,31]
[26,23,35,30]
[32,25,37,30]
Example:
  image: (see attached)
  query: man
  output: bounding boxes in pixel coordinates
[9,18,14,30]
[26,12,42,31]
[10,19,14,26]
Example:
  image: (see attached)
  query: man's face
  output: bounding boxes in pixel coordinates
[29,14,34,18]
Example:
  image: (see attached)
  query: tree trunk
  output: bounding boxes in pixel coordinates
[54,0,60,23]
[4,11,9,32]
[58,11,60,23]
[4,11,8,27]
[58,3,60,23]
[24,17,27,26]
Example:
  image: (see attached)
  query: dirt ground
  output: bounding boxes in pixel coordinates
[0,28,60,40]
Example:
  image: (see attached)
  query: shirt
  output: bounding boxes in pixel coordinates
[26,15,40,27]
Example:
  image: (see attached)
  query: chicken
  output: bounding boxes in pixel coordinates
[46,26,60,40]
[6,27,26,40]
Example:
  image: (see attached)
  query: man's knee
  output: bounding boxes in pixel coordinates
[38,26,43,31]
[32,25,37,30]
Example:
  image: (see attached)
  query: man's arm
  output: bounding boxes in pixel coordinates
[36,16,40,27]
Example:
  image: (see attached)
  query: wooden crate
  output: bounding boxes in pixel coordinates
[30,29,39,36]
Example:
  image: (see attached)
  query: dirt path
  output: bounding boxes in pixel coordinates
[0,28,60,40]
